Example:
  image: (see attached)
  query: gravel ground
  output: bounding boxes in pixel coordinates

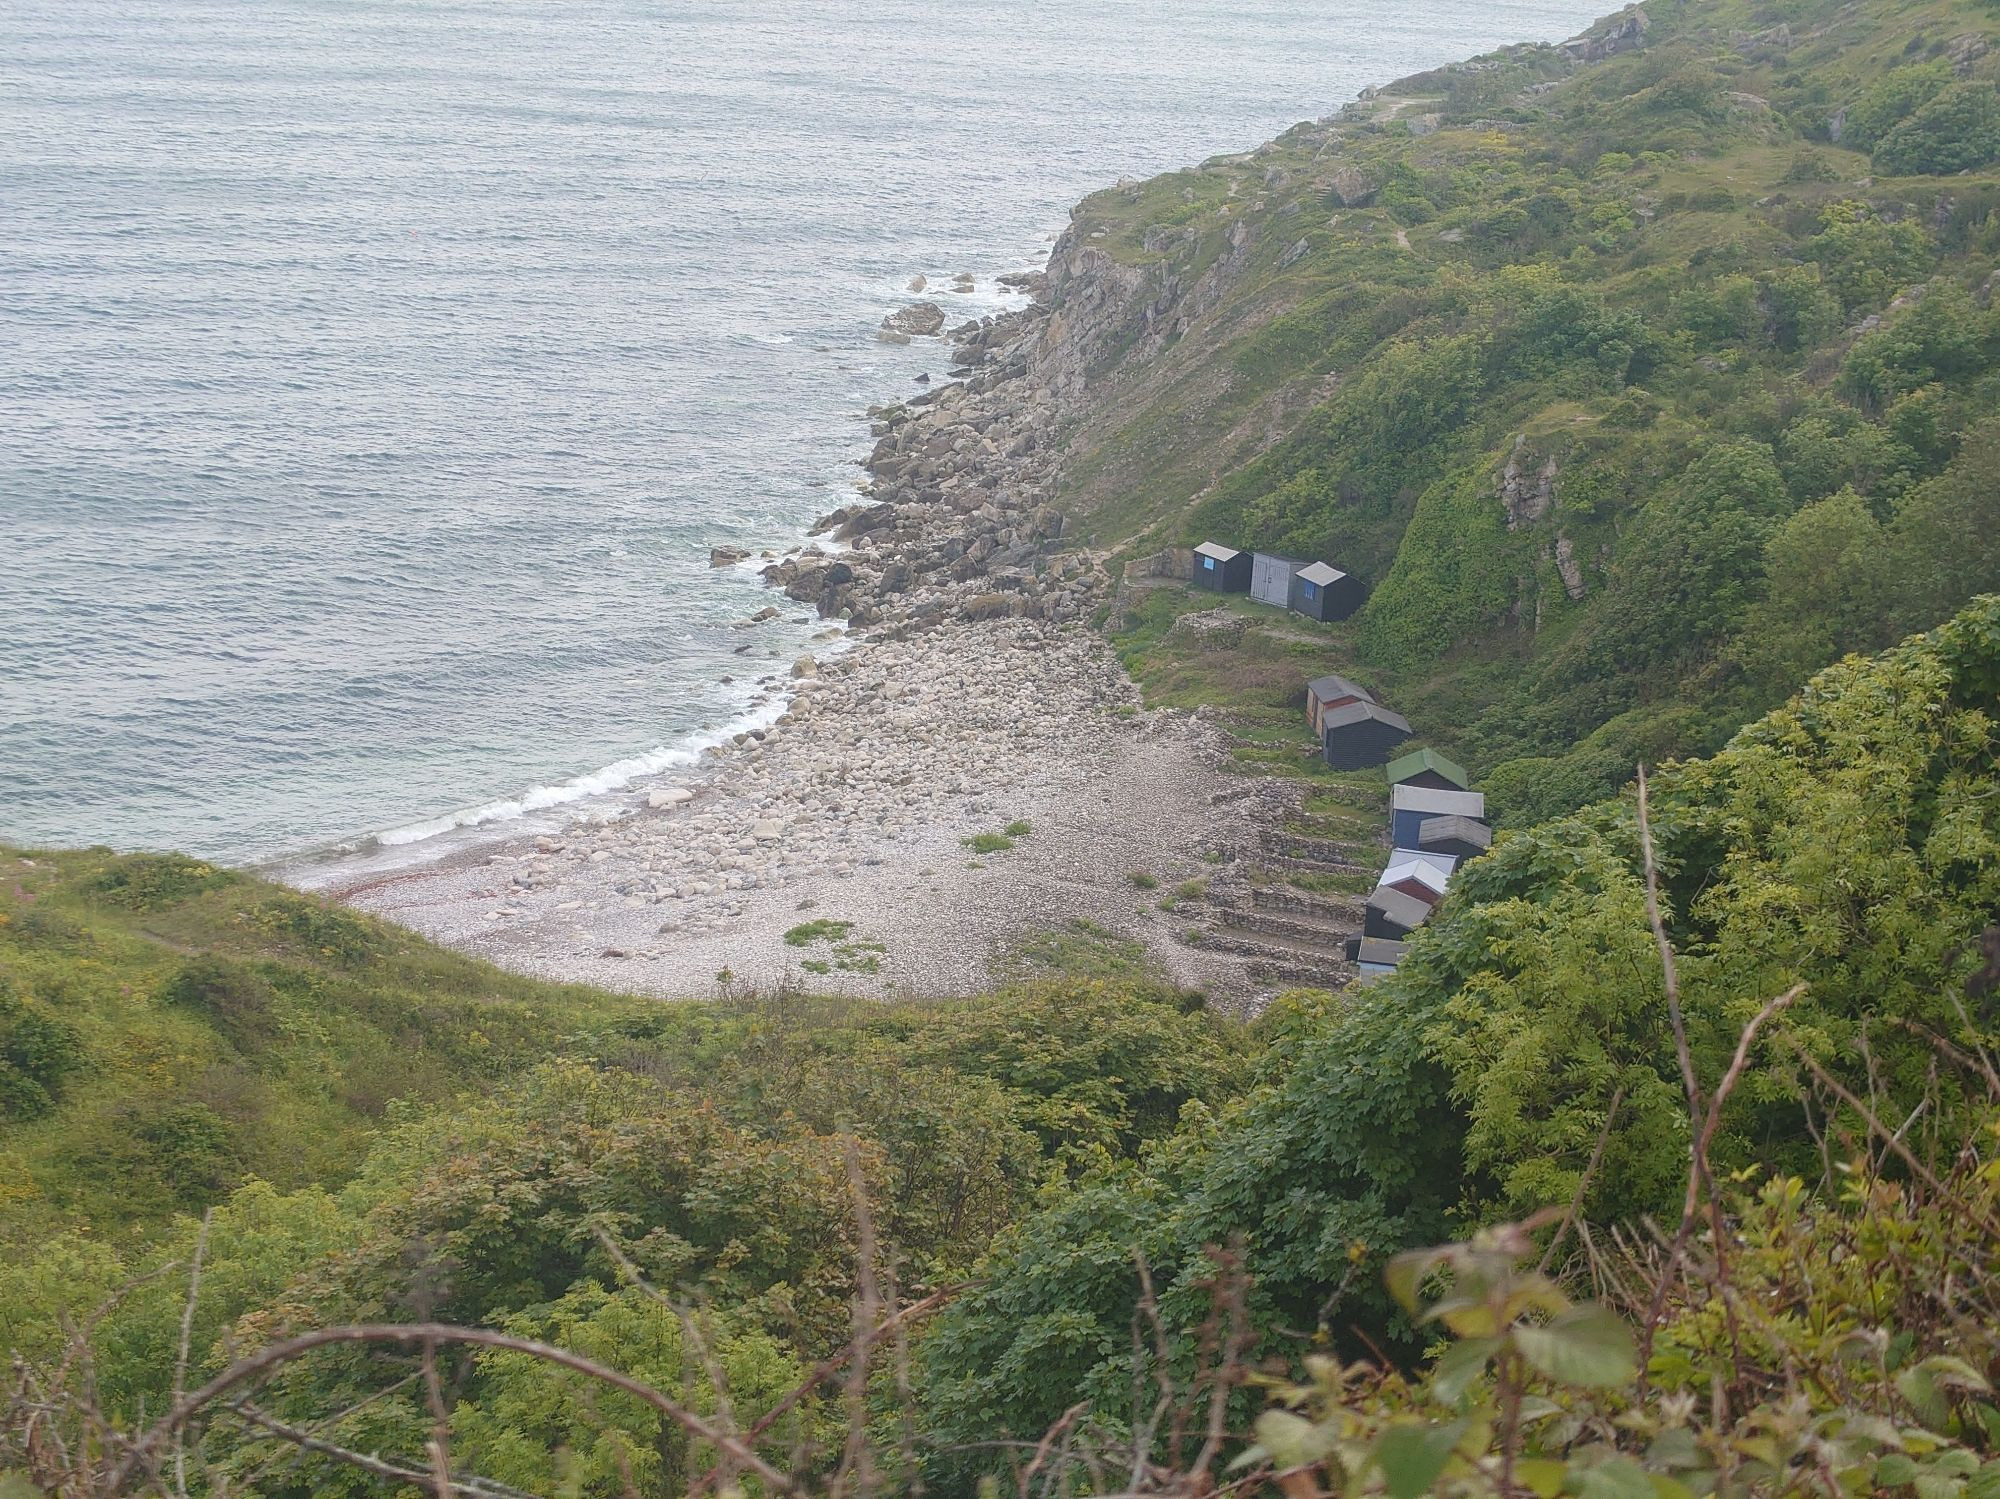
[295,616,1262,1002]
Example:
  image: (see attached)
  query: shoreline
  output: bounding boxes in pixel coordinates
[296,287,1292,1004]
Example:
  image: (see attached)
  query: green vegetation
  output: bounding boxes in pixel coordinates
[6,623,2000,1494]
[1059,0,2000,825]
[783,918,885,974]
[9,4,2000,1494]
[1004,819,1035,836]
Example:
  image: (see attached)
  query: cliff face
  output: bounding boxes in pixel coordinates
[1004,0,2000,825]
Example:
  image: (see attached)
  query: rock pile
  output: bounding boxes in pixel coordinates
[759,307,1114,634]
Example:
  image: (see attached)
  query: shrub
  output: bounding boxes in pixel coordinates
[1873,82,2000,176]
[0,989,87,1122]
[157,956,281,1053]
[87,853,237,911]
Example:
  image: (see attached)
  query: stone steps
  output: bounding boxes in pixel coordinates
[1248,884,1367,924]
[1187,927,1353,988]
[1259,830,1379,868]
[1248,853,1378,882]
[1215,907,1360,948]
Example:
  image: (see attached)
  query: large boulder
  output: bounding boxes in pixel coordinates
[883,301,946,337]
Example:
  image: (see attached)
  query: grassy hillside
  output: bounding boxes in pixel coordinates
[0,848,658,1245]
[5,601,1993,1497]
[1047,0,2000,822]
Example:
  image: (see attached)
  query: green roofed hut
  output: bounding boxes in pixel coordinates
[1384,747,1470,793]
[1192,541,1252,593]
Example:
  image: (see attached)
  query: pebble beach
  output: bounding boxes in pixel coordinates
[297,290,1274,1002]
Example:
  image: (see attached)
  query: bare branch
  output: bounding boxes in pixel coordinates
[171,1210,213,1499]
[104,1322,802,1497]
[1636,765,1700,1114]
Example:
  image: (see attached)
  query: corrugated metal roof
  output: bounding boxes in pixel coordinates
[1391,784,1487,819]
[1384,747,1470,790]
[1194,541,1241,562]
[1306,672,1375,705]
[1419,815,1492,852]
[1297,561,1347,586]
[1384,851,1457,883]
[1322,700,1413,734]
[1366,886,1435,931]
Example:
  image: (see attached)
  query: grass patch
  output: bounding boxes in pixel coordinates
[963,831,1015,855]
[785,918,885,974]
[784,919,854,947]
[1004,820,1034,837]
[1287,870,1379,896]
[1128,871,1159,891]
[995,919,1157,983]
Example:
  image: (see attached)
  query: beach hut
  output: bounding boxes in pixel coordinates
[1379,857,1450,907]
[1383,848,1458,881]
[1365,884,1434,940]
[1349,936,1409,982]
[1290,561,1366,623]
[1250,553,1306,609]
[1390,784,1487,849]
[1321,700,1412,770]
[1384,747,1471,793]
[1305,672,1374,736]
[1192,542,1252,594]
[1418,815,1492,862]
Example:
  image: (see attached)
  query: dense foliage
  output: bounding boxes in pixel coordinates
[1057,0,2000,824]
[7,4,2000,1494]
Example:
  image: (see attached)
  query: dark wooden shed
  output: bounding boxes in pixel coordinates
[1320,700,1413,770]
[1305,672,1374,737]
[1192,542,1252,593]
[1290,561,1366,623]
[1418,815,1492,862]
[1364,885,1434,940]
[1390,785,1487,849]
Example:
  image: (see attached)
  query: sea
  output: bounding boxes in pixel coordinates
[1,0,1605,868]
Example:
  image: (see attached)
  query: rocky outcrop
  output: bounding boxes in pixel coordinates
[882,301,946,337]
[1500,439,1560,530]
[1553,535,1586,601]
[1560,6,1648,64]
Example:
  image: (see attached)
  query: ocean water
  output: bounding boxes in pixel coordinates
[1,0,1604,866]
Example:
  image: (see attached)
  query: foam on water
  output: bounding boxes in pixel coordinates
[0,0,1607,866]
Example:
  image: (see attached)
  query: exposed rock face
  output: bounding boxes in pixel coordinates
[710,546,750,567]
[1500,440,1560,530]
[1561,5,1648,63]
[882,301,946,337]
[1554,535,1586,601]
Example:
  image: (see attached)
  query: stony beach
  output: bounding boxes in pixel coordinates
[299,284,1285,1003]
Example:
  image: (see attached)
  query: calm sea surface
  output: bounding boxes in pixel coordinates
[1,0,1602,864]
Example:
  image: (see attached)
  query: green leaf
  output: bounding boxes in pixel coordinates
[1514,1305,1638,1389]
[1386,1248,1447,1315]
[1431,1336,1501,1405]
[1251,1410,1336,1472]
[1880,1454,1922,1486]
[1573,1456,1657,1499]
[1966,1460,2000,1499]
[1374,1419,1467,1499]
[1516,1457,1567,1497]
